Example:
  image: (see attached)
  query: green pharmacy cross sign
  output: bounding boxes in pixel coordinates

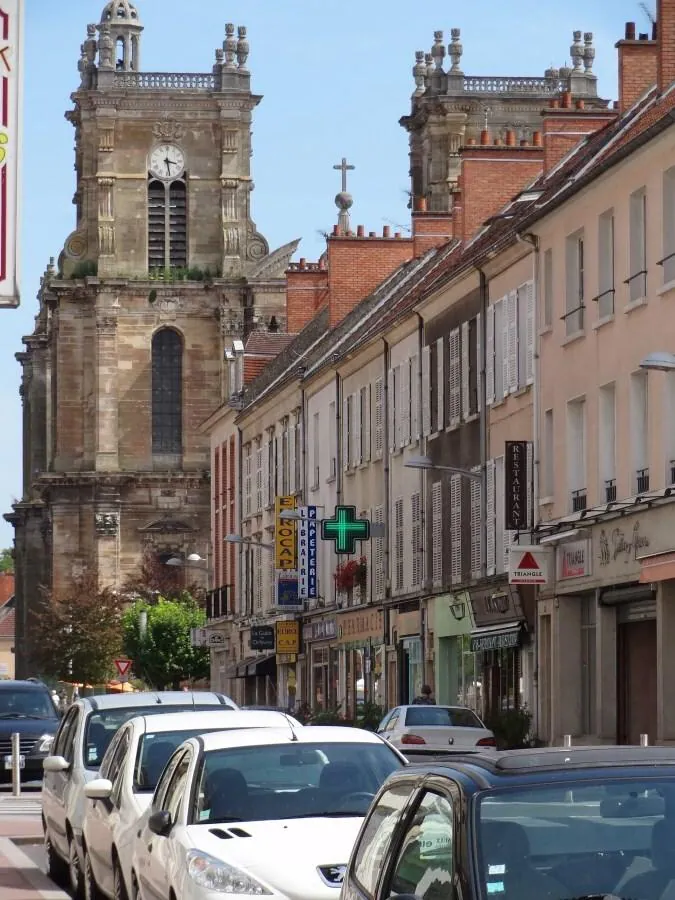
[321,505,371,555]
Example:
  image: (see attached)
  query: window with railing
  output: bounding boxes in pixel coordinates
[595,210,615,319]
[605,479,617,503]
[564,231,585,335]
[636,468,650,494]
[567,397,586,512]
[571,489,587,512]
[626,187,647,302]
[630,370,648,495]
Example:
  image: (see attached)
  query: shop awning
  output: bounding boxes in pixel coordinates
[639,551,675,584]
[235,653,276,678]
[470,622,524,653]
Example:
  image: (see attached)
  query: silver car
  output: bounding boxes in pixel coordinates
[41,690,236,898]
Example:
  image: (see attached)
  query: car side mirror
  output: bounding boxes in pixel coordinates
[84,778,113,800]
[148,810,173,837]
[43,755,70,773]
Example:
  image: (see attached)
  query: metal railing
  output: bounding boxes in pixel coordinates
[571,489,587,512]
[605,479,617,503]
[463,75,566,94]
[113,71,217,90]
[636,468,650,494]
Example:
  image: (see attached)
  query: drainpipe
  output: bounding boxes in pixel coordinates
[236,423,244,617]
[335,372,343,504]
[475,267,489,580]
[516,230,541,739]
[382,339,392,704]
[415,313,428,681]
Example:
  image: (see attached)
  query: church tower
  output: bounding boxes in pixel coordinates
[7,2,299,676]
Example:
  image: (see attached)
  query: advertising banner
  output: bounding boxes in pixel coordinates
[298,506,318,599]
[275,495,297,570]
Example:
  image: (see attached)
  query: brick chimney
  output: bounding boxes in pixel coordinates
[326,226,414,326]
[541,96,617,172]
[658,0,675,90]
[285,257,329,333]
[457,131,544,241]
[411,197,454,255]
[616,22,658,113]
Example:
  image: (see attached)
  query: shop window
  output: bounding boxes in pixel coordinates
[581,596,597,735]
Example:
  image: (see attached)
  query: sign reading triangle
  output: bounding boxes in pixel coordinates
[114,658,133,679]
[508,545,550,585]
[517,551,540,571]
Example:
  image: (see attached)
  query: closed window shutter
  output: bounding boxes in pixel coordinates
[501,296,510,397]
[394,498,404,591]
[262,441,270,507]
[387,368,396,452]
[475,312,482,413]
[486,305,495,405]
[525,280,535,385]
[276,435,283,494]
[244,449,252,516]
[410,354,419,441]
[288,423,296,494]
[504,528,516,575]
[431,481,443,588]
[436,337,444,431]
[448,327,460,426]
[495,455,505,573]
[486,459,496,575]
[507,289,518,392]
[374,377,384,458]
[460,322,470,421]
[411,492,422,587]
[422,346,431,437]
[470,469,482,578]
[342,395,350,472]
[400,361,410,447]
[450,474,462,585]
[255,447,263,511]
[374,505,385,600]
[363,386,371,462]
[353,392,361,466]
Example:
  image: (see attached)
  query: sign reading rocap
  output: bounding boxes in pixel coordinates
[275,496,297,570]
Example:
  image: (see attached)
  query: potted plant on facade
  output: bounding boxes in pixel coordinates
[334,557,368,602]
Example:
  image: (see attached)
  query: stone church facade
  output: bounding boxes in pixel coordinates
[5,0,298,676]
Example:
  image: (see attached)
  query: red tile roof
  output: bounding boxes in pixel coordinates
[244,332,297,357]
[0,606,15,640]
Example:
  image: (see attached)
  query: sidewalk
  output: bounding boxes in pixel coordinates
[0,795,69,899]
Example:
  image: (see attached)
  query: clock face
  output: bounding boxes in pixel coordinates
[149,143,186,179]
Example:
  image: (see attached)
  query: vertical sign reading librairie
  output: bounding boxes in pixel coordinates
[505,441,529,531]
[0,2,22,307]
[275,496,297,570]
[298,506,318,599]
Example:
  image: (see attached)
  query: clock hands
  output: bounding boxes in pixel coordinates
[164,156,173,176]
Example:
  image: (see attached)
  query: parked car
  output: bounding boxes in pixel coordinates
[130,725,407,900]
[376,704,496,752]
[82,709,303,900]
[41,689,236,898]
[0,679,60,784]
[340,745,675,900]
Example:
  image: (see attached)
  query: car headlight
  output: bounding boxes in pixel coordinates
[35,734,55,754]
[187,850,272,894]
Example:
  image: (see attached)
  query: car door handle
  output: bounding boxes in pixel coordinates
[147,843,153,853]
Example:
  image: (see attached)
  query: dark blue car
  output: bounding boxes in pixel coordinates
[0,679,60,782]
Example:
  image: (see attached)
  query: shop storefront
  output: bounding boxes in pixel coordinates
[301,616,339,712]
[468,584,529,719]
[433,592,473,708]
[392,603,426,705]
[336,608,385,718]
[538,502,675,746]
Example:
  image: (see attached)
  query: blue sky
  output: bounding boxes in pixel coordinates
[0,0,653,545]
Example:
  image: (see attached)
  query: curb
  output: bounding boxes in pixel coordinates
[0,836,70,899]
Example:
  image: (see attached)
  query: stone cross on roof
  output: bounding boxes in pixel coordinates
[333,157,355,234]
[333,157,355,193]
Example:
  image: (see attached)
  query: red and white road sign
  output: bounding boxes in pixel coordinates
[508,546,550,585]
[114,658,133,681]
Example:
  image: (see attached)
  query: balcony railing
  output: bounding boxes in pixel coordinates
[462,75,566,95]
[571,489,587,513]
[206,587,231,620]
[605,479,617,503]
[113,71,217,90]
[636,468,650,494]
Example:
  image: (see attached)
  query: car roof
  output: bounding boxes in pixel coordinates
[0,680,50,691]
[131,709,300,733]
[80,691,236,712]
[197,724,389,753]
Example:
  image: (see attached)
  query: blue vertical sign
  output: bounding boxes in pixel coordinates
[298,506,318,599]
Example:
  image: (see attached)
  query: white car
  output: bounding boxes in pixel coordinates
[41,690,237,898]
[131,725,407,900]
[82,709,302,900]
[376,704,496,752]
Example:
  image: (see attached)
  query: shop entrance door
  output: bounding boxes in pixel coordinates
[617,619,657,745]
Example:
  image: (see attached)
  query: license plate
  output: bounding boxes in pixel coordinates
[4,754,25,769]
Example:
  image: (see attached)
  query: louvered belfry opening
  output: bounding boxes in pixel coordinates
[147,177,188,271]
[169,181,187,268]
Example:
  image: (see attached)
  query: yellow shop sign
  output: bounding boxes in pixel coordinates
[275,496,297,570]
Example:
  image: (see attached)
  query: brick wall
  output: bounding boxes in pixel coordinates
[542,98,617,172]
[617,25,658,113]
[285,262,329,333]
[658,0,675,90]
[412,200,454,255]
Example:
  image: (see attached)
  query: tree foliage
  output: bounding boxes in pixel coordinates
[0,548,14,574]
[122,548,205,603]
[31,570,124,686]
[122,594,209,690]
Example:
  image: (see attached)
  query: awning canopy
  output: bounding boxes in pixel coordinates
[640,551,675,584]
[233,653,277,678]
[470,622,524,653]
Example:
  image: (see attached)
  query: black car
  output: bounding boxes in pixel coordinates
[342,745,675,900]
[0,679,60,782]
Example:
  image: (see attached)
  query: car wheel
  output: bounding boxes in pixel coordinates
[68,830,84,900]
[113,856,129,900]
[84,849,103,900]
[44,828,68,886]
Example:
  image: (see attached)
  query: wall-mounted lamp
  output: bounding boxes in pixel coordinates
[450,601,466,621]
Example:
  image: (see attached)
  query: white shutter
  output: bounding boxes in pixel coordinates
[262,441,270,507]
[387,368,395,452]
[507,289,518,392]
[486,304,495,405]
[288,422,296,494]
[461,322,470,421]
[525,280,535,385]
[400,361,410,447]
[411,492,422,587]
[450,474,462,585]
[436,337,444,431]
[363,385,371,462]
[422,346,431,437]
[504,528,516,576]
[255,446,263,512]
[410,354,419,440]
[449,327,461,426]
[374,505,385,600]
[342,396,350,472]
[476,312,482,413]
[470,469,482,578]
[394,498,404,591]
[353,392,361,466]
[502,296,510,398]
[495,455,505,573]
[374,377,384,458]
[486,459,496,575]
[431,481,443,588]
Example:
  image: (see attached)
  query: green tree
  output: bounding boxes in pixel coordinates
[0,548,14,574]
[30,570,124,686]
[122,594,209,690]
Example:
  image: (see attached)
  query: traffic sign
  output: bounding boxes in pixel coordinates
[113,658,133,681]
[508,546,550,585]
[321,505,370,555]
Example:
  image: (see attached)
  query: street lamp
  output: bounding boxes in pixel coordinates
[224,534,275,551]
[640,351,675,372]
[404,455,482,481]
[166,553,206,567]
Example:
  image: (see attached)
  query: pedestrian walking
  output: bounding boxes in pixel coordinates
[412,684,436,705]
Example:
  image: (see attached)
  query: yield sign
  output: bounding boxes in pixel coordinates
[508,546,549,585]
[114,658,133,681]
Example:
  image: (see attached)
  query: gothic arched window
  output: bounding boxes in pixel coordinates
[148,177,187,272]
[152,328,183,457]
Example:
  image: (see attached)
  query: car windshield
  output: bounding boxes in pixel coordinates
[0,690,57,719]
[476,777,675,900]
[404,707,482,728]
[191,741,403,824]
[84,705,232,769]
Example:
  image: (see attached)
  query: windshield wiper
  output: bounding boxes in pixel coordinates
[0,713,49,719]
[282,811,364,819]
